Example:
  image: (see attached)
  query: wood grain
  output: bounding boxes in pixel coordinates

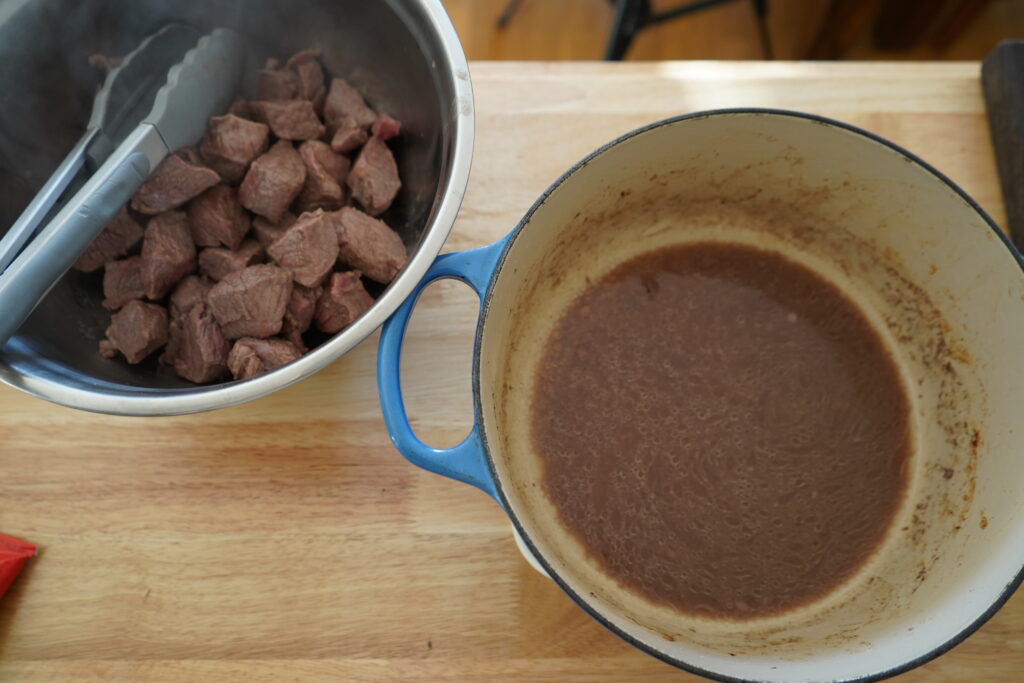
[0,62,1020,682]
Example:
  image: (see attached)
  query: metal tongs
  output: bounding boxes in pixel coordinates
[0,24,244,346]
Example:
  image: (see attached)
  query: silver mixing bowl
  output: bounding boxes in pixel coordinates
[0,0,473,415]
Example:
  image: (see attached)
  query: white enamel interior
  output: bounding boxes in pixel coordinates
[476,112,1024,682]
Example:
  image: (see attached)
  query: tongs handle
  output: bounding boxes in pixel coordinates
[0,129,98,273]
[0,125,168,347]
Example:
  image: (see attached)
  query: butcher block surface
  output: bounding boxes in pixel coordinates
[0,61,1020,681]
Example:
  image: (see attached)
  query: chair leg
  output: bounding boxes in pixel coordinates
[497,0,524,29]
[605,0,649,60]
[751,0,773,59]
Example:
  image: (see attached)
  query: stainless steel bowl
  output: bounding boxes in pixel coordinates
[0,0,473,415]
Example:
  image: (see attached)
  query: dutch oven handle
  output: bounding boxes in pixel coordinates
[377,238,509,503]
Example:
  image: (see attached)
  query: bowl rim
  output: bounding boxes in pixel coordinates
[0,0,475,416]
[474,107,1024,683]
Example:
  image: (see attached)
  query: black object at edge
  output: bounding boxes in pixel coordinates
[982,40,1024,252]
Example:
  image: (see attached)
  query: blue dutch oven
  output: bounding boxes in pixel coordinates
[377,110,1024,682]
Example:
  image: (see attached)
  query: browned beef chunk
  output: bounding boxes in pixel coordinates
[176,146,206,167]
[207,264,292,339]
[198,239,264,281]
[227,337,303,380]
[347,136,401,216]
[284,49,315,67]
[173,302,230,383]
[266,209,339,288]
[253,100,325,141]
[161,317,182,365]
[315,270,373,333]
[285,48,320,69]
[282,283,320,349]
[199,114,270,183]
[101,255,145,310]
[251,211,296,250]
[258,64,299,100]
[187,185,251,250]
[304,139,349,181]
[335,207,407,283]
[371,112,401,141]
[141,211,197,300]
[286,50,326,107]
[227,98,256,119]
[323,78,376,130]
[239,141,307,223]
[296,140,351,212]
[73,207,144,273]
[169,275,213,319]
[130,154,220,215]
[98,340,117,358]
[329,121,369,154]
[297,63,326,110]
[101,300,168,364]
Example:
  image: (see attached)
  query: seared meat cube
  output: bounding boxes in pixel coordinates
[130,153,220,215]
[335,207,407,284]
[227,98,256,119]
[347,136,401,216]
[258,64,299,100]
[227,337,303,380]
[323,78,376,130]
[100,300,168,364]
[307,141,349,181]
[315,270,373,333]
[296,140,350,212]
[198,239,264,282]
[239,141,307,223]
[141,211,197,300]
[266,209,339,288]
[253,99,325,141]
[187,185,251,250]
[162,317,182,366]
[176,146,206,167]
[207,264,293,339]
[285,48,320,68]
[101,255,145,311]
[282,283,320,349]
[199,114,270,183]
[286,49,327,107]
[370,112,401,141]
[73,207,143,273]
[329,119,368,154]
[173,302,230,383]
[252,212,296,250]
[169,275,213,319]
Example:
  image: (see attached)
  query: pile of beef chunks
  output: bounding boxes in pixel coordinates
[73,49,408,383]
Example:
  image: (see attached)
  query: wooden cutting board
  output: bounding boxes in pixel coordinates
[0,62,1020,682]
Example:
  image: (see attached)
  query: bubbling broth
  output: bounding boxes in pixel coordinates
[531,242,911,619]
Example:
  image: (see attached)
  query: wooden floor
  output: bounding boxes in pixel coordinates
[443,0,1024,61]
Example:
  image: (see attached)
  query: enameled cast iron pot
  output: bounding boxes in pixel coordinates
[0,0,472,415]
[377,109,1024,682]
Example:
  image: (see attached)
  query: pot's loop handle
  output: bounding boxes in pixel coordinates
[377,238,509,502]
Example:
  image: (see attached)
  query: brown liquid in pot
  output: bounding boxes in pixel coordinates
[532,242,911,619]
